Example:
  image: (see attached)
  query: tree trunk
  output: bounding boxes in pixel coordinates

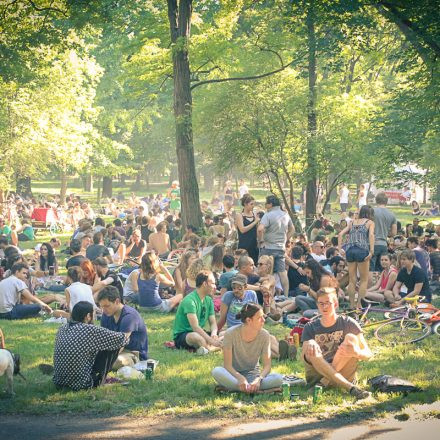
[60,171,68,202]
[97,176,102,205]
[167,0,202,230]
[84,173,93,192]
[16,176,32,197]
[144,169,151,191]
[305,1,318,228]
[102,176,113,198]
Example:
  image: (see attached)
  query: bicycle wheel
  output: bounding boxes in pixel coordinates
[432,322,440,337]
[375,318,430,344]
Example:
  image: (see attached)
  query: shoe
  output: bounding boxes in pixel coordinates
[268,312,282,321]
[196,346,209,356]
[283,375,307,386]
[38,364,54,375]
[350,386,371,400]
[265,316,280,326]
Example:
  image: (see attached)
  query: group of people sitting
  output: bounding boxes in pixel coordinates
[0,188,438,402]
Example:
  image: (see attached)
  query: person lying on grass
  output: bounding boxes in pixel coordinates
[172,270,223,355]
[301,287,373,400]
[53,301,128,391]
[212,302,283,393]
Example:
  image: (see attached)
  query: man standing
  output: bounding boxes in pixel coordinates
[257,195,294,295]
[371,192,397,272]
[301,287,372,400]
[339,184,350,213]
[98,286,148,368]
[173,270,222,355]
[0,263,52,319]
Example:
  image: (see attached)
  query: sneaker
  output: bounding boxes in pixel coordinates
[268,312,282,321]
[283,375,307,386]
[350,386,371,400]
[196,346,209,356]
[265,316,280,326]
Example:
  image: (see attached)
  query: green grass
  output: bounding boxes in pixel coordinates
[1,309,439,418]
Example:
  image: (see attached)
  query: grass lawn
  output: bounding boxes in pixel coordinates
[1,183,439,418]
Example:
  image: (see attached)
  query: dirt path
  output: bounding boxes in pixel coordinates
[1,402,439,439]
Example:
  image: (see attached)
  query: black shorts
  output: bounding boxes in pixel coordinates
[174,332,192,350]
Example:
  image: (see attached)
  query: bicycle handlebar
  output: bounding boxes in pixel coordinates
[403,296,425,304]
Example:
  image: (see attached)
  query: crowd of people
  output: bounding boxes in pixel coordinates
[0,183,439,401]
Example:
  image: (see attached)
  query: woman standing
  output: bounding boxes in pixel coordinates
[357,184,367,209]
[339,205,375,308]
[212,302,283,393]
[236,194,259,264]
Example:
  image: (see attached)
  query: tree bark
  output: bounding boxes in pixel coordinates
[102,176,113,198]
[16,176,32,197]
[60,171,68,202]
[83,173,93,192]
[167,0,202,230]
[305,1,318,228]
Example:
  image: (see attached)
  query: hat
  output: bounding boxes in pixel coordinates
[231,274,247,286]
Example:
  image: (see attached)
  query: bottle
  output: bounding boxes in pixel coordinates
[293,333,300,348]
[313,385,322,404]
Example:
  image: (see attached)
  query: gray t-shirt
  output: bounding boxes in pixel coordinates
[260,207,293,250]
[373,207,396,245]
[301,315,361,363]
[223,325,270,380]
[0,275,27,313]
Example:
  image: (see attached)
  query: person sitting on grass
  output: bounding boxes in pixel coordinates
[218,254,238,296]
[172,270,222,355]
[92,257,124,302]
[98,286,149,369]
[385,249,432,307]
[0,262,53,319]
[52,266,95,319]
[301,287,372,400]
[212,302,283,393]
[131,251,181,312]
[53,301,128,391]
[65,239,86,269]
[365,254,398,303]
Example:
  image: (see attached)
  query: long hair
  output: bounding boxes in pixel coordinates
[359,205,374,221]
[39,242,56,271]
[176,250,197,281]
[186,258,206,281]
[140,252,159,279]
[304,259,337,291]
[80,259,96,285]
[210,244,225,270]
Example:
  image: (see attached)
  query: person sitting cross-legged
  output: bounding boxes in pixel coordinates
[172,270,222,355]
[53,301,128,391]
[212,302,283,393]
[301,287,372,400]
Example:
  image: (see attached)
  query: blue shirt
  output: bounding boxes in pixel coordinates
[101,305,149,360]
[219,270,238,289]
[222,290,258,328]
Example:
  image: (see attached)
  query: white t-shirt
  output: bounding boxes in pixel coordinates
[358,191,367,207]
[0,275,27,313]
[123,269,140,297]
[310,253,326,263]
[340,187,349,203]
[66,282,95,311]
[239,184,249,198]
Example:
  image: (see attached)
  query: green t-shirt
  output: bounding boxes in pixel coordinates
[173,290,215,338]
[0,225,11,237]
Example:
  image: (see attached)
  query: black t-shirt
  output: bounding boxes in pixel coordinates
[413,225,424,236]
[397,265,431,302]
[66,255,86,269]
[86,244,110,262]
[101,270,124,302]
[288,262,308,292]
[429,251,440,278]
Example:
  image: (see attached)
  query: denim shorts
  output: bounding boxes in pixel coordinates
[345,245,369,263]
[259,248,286,273]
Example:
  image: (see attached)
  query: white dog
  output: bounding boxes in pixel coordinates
[0,349,15,395]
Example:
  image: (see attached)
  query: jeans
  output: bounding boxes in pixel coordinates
[0,304,41,320]
[91,349,120,387]
[295,296,317,312]
[260,248,286,273]
[212,366,283,391]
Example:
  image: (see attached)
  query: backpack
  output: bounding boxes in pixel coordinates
[368,375,421,393]
[290,317,311,337]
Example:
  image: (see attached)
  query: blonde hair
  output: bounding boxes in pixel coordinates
[186,258,207,281]
[258,255,274,275]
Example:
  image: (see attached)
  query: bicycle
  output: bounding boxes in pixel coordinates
[347,296,431,345]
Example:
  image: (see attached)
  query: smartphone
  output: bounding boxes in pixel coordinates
[48,266,55,276]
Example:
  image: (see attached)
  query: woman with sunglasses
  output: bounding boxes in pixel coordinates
[212,302,283,393]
